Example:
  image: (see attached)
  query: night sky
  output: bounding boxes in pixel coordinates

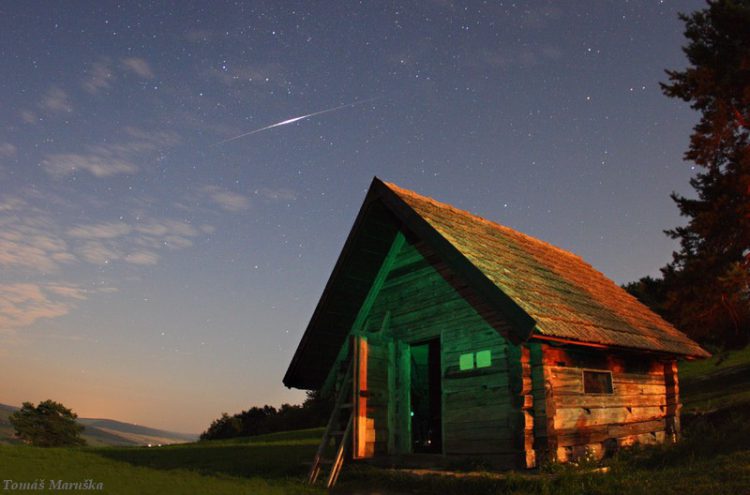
[0,1,704,433]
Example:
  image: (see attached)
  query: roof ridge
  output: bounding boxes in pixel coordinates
[383,181,589,265]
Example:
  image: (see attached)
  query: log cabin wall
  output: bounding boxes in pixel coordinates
[344,232,682,466]
[540,345,677,462]
[360,236,519,463]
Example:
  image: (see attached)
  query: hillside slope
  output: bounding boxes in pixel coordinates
[680,346,750,413]
[0,403,197,446]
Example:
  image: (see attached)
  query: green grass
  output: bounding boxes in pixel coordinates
[0,429,324,495]
[679,346,750,413]
[94,428,323,480]
[679,346,750,380]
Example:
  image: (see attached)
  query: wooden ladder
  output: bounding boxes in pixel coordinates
[307,358,355,488]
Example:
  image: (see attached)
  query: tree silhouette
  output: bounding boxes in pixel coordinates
[659,0,750,346]
[9,400,86,447]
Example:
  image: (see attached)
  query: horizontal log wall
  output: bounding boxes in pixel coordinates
[541,346,676,462]
[442,327,511,455]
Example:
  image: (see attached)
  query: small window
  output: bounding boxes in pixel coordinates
[475,350,492,368]
[583,370,614,394]
[459,353,474,370]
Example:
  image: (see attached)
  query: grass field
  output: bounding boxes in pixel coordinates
[0,348,748,494]
[0,429,324,495]
[679,346,750,413]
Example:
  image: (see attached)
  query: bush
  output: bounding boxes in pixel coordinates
[9,400,86,447]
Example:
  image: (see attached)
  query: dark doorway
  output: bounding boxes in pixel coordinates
[410,339,442,453]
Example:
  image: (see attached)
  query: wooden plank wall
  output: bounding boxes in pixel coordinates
[362,237,517,460]
[442,326,511,456]
[541,346,675,462]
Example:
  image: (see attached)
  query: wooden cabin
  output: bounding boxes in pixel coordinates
[284,178,709,470]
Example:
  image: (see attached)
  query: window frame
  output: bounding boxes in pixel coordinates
[581,368,614,395]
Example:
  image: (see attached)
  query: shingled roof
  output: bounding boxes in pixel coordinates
[284,178,708,389]
[384,181,708,359]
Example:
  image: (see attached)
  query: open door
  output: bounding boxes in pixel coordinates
[410,339,442,453]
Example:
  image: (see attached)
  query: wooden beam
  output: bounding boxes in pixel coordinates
[508,343,536,468]
[350,232,405,335]
[321,232,405,396]
[396,340,411,454]
[353,335,370,459]
[386,338,396,454]
[664,360,680,441]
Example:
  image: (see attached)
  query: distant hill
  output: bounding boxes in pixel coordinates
[0,403,198,446]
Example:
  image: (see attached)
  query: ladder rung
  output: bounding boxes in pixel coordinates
[308,351,354,488]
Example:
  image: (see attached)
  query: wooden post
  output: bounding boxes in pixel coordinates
[664,360,681,441]
[508,343,536,468]
[387,338,396,454]
[353,335,370,459]
[541,348,557,462]
[396,341,411,454]
[530,343,556,464]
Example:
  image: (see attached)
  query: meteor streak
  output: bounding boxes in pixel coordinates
[217,98,377,145]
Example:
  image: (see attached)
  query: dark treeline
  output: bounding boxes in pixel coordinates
[200,391,332,441]
[625,0,749,350]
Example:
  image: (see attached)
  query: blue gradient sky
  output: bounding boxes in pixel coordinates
[0,1,703,433]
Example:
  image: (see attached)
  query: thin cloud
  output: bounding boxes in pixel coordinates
[121,57,155,79]
[68,222,132,239]
[19,110,37,124]
[0,200,74,273]
[133,219,199,238]
[124,251,159,265]
[46,285,88,300]
[255,187,297,202]
[40,87,73,113]
[202,186,251,212]
[77,241,120,265]
[121,126,181,150]
[0,195,206,271]
[42,153,138,178]
[0,143,17,158]
[0,236,64,273]
[0,283,86,330]
[83,59,116,94]
[0,194,210,330]
[69,218,202,266]
[41,126,180,179]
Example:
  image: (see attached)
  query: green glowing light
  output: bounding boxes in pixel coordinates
[459,353,474,370]
[476,350,492,368]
